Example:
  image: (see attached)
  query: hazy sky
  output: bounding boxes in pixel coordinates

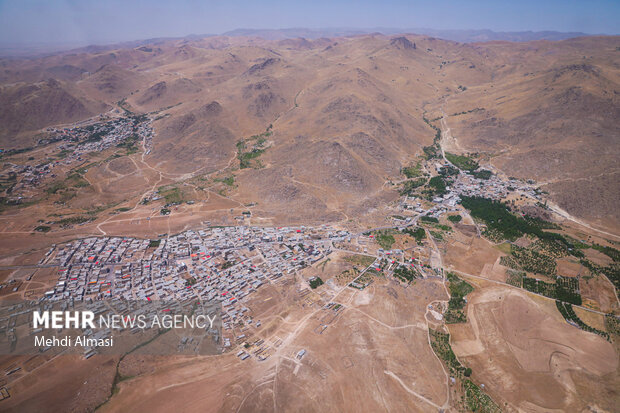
[1,0,618,45]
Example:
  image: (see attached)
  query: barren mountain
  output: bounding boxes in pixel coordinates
[0,33,618,229]
[0,78,98,146]
[432,36,620,228]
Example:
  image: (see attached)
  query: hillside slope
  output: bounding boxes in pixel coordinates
[0,34,618,229]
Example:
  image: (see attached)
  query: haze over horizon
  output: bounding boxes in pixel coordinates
[1,0,619,47]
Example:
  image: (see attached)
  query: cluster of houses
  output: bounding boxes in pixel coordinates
[451,170,539,201]
[400,160,541,218]
[2,115,153,202]
[42,226,349,348]
[46,115,152,163]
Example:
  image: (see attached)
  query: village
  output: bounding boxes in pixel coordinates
[20,142,551,361]
[399,158,542,219]
[32,226,350,357]
[0,114,153,202]
[28,208,459,360]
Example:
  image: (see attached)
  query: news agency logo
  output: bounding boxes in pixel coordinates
[0,299,222,356]
[32,310,218,330]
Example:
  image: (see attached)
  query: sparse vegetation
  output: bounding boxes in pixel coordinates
[343,254,375,268]
[239,148,265,168]
[423,143,441,159]
[350,265,383,289]
[75,162,97,175]
[430,230,444,241]
[217,176,235,186]
[0,146,36,159]
[605,314,620,336]
[46,181,67,194]
[422,116,442,159]
[434,223,451,231]
[65,172,90,188]
[591,243,620,262]
[54,216,92,227]
[581,259,620,291]
[452,107,486,116]
[116,133,140,154]
[158,186,185,205]
[318,258,331,272]
[429,329,501,413]
[237,129,271,169]
[462,379,502,413]
[117,98,134,115]
[46,170,91,198]
[505,269,524,287]
[429,329,465,375]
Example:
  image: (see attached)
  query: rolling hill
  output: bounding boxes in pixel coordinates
[0,33,618,230]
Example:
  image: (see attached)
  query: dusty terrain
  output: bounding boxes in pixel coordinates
[0,33,618,412]
[0,34,618,240]
[449,283,618,412]
[98,278,452,413]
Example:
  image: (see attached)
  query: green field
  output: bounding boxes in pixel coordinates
[400,162,423,178]
[373,229,397,249]
[445,152,479,171]
[447,214,462,223]
[521,275,582,305]
[399,177,427,196]
[445,272,474,323]
[471,169,493,180]
[402,226,426,243]
[158,186,186,205]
